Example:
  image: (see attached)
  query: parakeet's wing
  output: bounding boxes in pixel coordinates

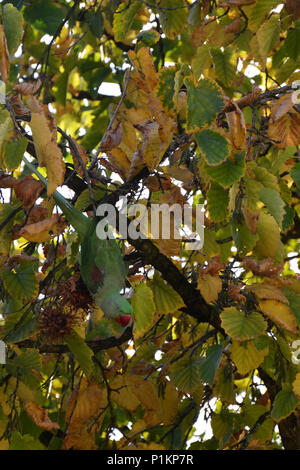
[80,218,126,295]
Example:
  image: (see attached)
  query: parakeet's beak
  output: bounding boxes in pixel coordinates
[115,315,132,327]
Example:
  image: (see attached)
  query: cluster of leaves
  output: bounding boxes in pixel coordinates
[1,0,300,451]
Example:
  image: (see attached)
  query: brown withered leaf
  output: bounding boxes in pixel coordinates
[9,94,30,116]
[99,120,123,152]
[224,86,261,112]
[0,25,10,84]
[162,165,194,189]
[0,173,16,189]
[127,149,146,181]
[15,215,66,243]
[146,174,172,192]
[14,175,44,210]
[270,94,295,122]
[13,79,41,96]
[203,256,225,276]
[26,205,49,225]
[224,16,242,33]
[228,283,246,302]
[25,401,59,431]
[242,257,284,278]
[268,110,300,148]
[70,139,88,178]
[220,0,255,5]
[225,100,247,149]
[285,0,300,20]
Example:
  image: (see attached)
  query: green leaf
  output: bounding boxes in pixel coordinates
[248,163,279,191]
[221,307,267,341]
[137,29,160,46]
[2,3,24,55]
[256,15,280,64]
[132,283,156,338]
[271,389,298,422]
[158,0,188,39]
[259,187,285,227]
[65,330,94,377]
[198,343,223,385]
[243,174,263,212]
[248,0,280,32]
[23,0,66,35]
[113,1,142,42]
[191,44,211,80]
[4,137,27,171]
[158,67,177,110]
[2,264,38,301]
[195,130,229,166]
[9,432,45,451]
[291,162,300,189]
[3,313,36,343]
[169,356,202,393]
[271,146,296,174]
[284,21,300,61]
[207,183,229,222]
[282,288,300,329]
[150,271,185,314]
[205,152,246,188]
[211,48,236,88]
[0,202,16,257]
[185,77,224,132]
[89,11,104,38]
[231,221,258,255]
[10,349,41,371]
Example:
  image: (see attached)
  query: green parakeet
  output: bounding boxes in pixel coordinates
[24,158,132,327]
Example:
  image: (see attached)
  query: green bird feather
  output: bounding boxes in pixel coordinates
[24,158,132,327]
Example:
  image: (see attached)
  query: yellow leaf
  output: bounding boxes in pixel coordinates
[28,98,65,195]
[0,25,10,83]
[151,272,185,314]
[157,381,179,425]
[231,340,269,375]
[293,373,300,399]
[15,215,66,243]
[0,439,9,450]
[127,374,160,411]
[247,283,289,304]
[259,299,298,335]
[132,283,156,339]
[198,273,222,303]
[109,375,140,412]
[255,212,280,258]
[107,147,131,180]
[66,380,106,424]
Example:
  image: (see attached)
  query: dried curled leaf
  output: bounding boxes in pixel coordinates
[25,402,59,431]
[13,79,41,96]
[0,174,43,210]
[242,257,283,278]
[99,120,123,151]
